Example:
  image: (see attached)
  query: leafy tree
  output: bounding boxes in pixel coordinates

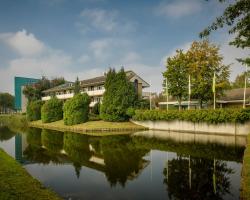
[74,77,80,95]
[63,93,90,125]
[41,97,63,123]
[0,93,14,110]
[26,100,43,121]
[92,102,100,115]
[200,0,250,66]
[231,72,250,89]
[186,40,230,107]
[100,68,137,121]
[163,50,189,110]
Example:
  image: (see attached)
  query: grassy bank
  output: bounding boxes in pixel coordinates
[29,119,147,136]
[0,148,61,200]
[241,134,250,200]
[0,114,28,133]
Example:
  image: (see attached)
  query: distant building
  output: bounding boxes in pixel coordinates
[217,88,250,108]
[14,77,39,112]
[42,71,150,107]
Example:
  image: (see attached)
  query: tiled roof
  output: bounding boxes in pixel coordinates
[218,88,250,101]
[42,82,74,93]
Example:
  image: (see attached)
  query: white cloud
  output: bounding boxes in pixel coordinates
[77,54,90,64]
[77,8,135,34]
[0,29,45,56]
[155,0,202,19]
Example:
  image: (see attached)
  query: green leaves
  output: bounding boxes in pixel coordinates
[26,100,43,121]
[41,97,63,123]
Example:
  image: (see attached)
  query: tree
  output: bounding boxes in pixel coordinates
[100,68,137,121]
[231,72,250,89]
[74,77,80,95]
[63,93,90,125]
[163,50,189,110]
[186,40,230,107]
[200,0,250,66]
[26,100,43,121]
[0,93,14,111]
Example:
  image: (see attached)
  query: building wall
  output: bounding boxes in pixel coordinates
[14,77,39,111]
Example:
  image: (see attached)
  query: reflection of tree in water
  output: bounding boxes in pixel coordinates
[100,136,149,187]
[41,129,64,153]
[0,126,16,141]
[63,132,92,178]
[163,155,234,200]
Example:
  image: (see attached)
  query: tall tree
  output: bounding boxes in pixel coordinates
[74,77,80,95]
[0,93,14,110]
[231,72,250,89]
[200,0,250,66]
[186,40,230,108]
[163,50,189,110]
[100,68,137,121]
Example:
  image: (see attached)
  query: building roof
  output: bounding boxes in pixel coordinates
[42,70,149,94]
[217,88,250,102]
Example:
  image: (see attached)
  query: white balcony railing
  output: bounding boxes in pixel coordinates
[85,89,105,96]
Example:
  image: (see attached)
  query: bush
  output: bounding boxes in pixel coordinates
[132,108,250,124]
[63,93,90,125]
[41,97,63,123]
[126,107,135,118]
[92,102,100,115]
[26,100,43,121]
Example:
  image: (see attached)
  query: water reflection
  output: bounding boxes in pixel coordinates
[0,128,245,199]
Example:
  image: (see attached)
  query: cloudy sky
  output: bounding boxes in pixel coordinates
[0,0,248,94]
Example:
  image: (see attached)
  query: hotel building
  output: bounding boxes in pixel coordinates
[41,70,150,107]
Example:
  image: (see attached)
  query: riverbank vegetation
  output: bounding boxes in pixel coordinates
[241,134,250,200]
[0,148,61,200]
[27,100,43,121]
[41,97,63,123]
[0,114,28,131]
[132,108,250,124]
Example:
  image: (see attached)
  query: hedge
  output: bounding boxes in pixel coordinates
[26,100,43,121]
[132,108,250,124]
[41,97,63,123]
[63,93,90,125]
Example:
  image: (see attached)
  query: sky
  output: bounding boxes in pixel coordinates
[0,0,248,94]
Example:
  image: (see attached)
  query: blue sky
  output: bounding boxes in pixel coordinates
[0,0,248,94]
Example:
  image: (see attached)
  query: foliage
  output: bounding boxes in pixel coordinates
[0,93,14,110]
[163,50,189,110]
[26,100,43,121]
[186,40,230,107]
[41,97,63,123]
[126,107,135,118]
[200,0,250,66]
[231,72,250,89]
[92,102,100,115]
[74,77,80,95]
[132,108,250,124]
[63,93,90,125]
[100,68,137,121]
[0,114,28,131]
[23,76,65,101]
[135,99,150,109]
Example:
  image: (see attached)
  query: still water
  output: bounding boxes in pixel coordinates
[0,127,246,200]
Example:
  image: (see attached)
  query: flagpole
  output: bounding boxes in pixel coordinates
[243,65,247,109]
[166,78,169,111]
[188,75,191,110]
[213,72,216,110]
[150,80,152,110]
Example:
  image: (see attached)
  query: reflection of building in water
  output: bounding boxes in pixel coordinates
[15,134,28,164]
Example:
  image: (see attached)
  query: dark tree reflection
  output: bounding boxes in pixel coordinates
[163,155,234,200]
[0,126,16,141]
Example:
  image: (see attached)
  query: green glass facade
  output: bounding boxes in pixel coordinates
[14,77,39,110]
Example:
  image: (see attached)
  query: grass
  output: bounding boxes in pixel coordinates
[0,148,61,200]
[29,119,147,136]
[241,134,250,200]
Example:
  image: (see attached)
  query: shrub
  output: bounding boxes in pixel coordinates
[63,93,90,125]
[132,108,250,124]
[92,102,100,115]
[126,107,135,118]
[41,97,63,123]
[26,100,43,121]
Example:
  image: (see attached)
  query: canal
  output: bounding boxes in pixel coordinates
[0,127,246,200]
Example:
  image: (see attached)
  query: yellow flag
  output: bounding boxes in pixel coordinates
[212,73,216,93]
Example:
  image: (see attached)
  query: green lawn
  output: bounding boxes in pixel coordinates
[0,149,61,200]
[29,119,147,136]
[241,134,250,200]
